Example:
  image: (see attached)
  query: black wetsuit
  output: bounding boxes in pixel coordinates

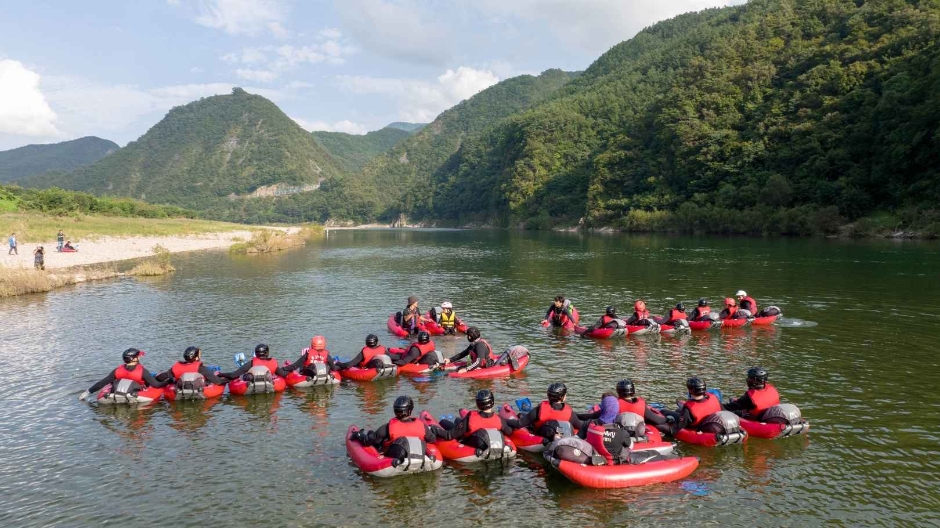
[588,315,620,331]
[723,393,757,415]
[389,344,439,366]
[448,341,491,371]
[545,305,576,325]
[577,420,634,463]
[690,308,710,321]
[218,360,292,379]
[87,364,169,393]
[435,411,517,450]
[155,364,226,385]
[624,312,651,326]
[516,402,585,440]
[337,346,387,370]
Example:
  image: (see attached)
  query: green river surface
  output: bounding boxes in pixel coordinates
[1,229,938,527]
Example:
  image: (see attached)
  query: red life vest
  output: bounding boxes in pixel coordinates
[618,397,647,416]
[723,305,738,318]
[471,339,498,363]
[409,341,436,362]
[534,401,573,429]
[586,422,615,465]
[746,384,780,415]
[387,417,426,442]
[171,361,201,379]
[741,296,758,312]
[114,364,145,384]
[694,306,711,319]
[303,347,330,366]
[359,345,387,367]
[633,309,650,320]
[466,410,502,436]
[251,357,278,373]
[552,310,571,326]
[683,395,722,427]
[600,315,614,326]
[668,309,687,321]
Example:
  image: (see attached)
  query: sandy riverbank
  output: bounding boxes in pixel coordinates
[0,228,296,270]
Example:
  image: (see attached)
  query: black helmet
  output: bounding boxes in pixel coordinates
[698,298,708,307]
[547,382,568,403]
[466,326,481,341]
[393,395,414,419]
[365,334,379,347]
[254,344,270,359]
[183,346,200,363]
[605,306,616,317]
[616,379,635,398]
[417,331,430,344]
[687,377,707,397]
[476,389,495,411]
[747,367,768,389]
[675,303,685,312]
[122,348,142,364]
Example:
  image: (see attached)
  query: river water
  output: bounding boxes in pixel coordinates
[1,229,938,527]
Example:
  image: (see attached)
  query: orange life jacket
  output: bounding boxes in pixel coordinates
[303,347,330,366]
[387,417,426,442]
[618,397,646,416]
[724,306,738,318]
[171,361,201,379]
[683,395,722,427]
[746,384,780,415]
[740,296,758,312]
[534,401,573,429]
[114,364,145,384]
[668,309,687,321]
[466,410,502,437]
[409,341,436,362]
[359,345,387,368]
[251,357,278,373]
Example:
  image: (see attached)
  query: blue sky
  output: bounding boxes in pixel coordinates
[0,0,742,150]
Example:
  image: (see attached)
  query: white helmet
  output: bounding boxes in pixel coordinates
[735,290,747,297]
[441,301,453,309]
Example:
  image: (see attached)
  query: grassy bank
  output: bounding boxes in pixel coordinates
[230,225,321,254]
[0,212,245,242]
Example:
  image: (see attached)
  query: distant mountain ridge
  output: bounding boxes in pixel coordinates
[0,136,118,183]
[311,124,421,173]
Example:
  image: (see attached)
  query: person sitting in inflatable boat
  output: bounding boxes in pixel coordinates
[576,395,669,465]
[435,301,461,335]
[443,327,498,372]
[656,303,688,326]
[719,298,750,320]
[735,290,758,316]
[433,389,518,451]
[389,331,442,367]
[350,395,439,465]
[623,300,653,326]
[586,306,622,332]
[397,296,426,336]
[580,380,670,430]
[542,296,578,327]
[218,344,292,380]
[79,348,169,401]
[657,377,726,435]
[724,367,781,420]
[156,346,226,385]
[514,383,585,441]
[285,335,339,374]
[690,298,712,321]
[338,334,389,370]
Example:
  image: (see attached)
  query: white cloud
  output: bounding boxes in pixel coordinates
[0,59,59,136]
[474,0,739,56]
[294,117,370,135]
[189,66,205,73]
[221,35,355,78]
[318,28,342,40]
[235,68,277,83]
[338,66,499,122]
[195,0,288,37]
[336,0,451,66]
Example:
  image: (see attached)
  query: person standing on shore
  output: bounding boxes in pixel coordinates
[56,230,64,251]
[33,246,45,270]
[8,232,17,255]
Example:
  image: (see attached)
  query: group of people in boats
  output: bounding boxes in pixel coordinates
[544,290,778,330]
[350,367,785,467]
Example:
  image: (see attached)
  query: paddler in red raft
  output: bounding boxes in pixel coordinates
[398,295,427,336]
[542,295,578,327]
[585,306,621,332]
[724,367,780,420]
[655,303,688,325]
[514,383,585,440]
[337,334,388,370]
[623,300,653,326]
[350,395,439,464]
[388,331,442,367]
[719,298,749,320]
[579,379,670,429]
[443,326,498,373]
[156,346,226,385]
[432,389,518,451]
[285,335,340,373]
[656,377,722,435]
[735,290,758,316]
[217,344,292,380]
[690,298,711,321]
[79,348,169,401]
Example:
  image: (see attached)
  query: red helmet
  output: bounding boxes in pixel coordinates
[310,335,326,350]
[634,300,646,312]
[724,297,736,307]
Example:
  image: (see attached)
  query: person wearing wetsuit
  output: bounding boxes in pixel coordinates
[623,300,652,326]
[579,379,669,428]
[735,290,758,314]
[658,378,721,435]
[586,306,621,331]
[434,389,518,452]
[350,395,438,462]
[657,303,688,325]
[690,298,711,321]
[79,348,169,400]
[444,326,497,372]
[217,344,292,380]
[515,383,585,440]
[285,335,339,374]
[724,367,781,420]
[719,298,748,320]
[388,331,440,366]
[577,395,635,464]
[156,346,226,385]
[338,334,388,369]
[542,295,577,327]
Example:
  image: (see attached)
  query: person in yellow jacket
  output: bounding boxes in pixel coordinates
[437,301,462,335]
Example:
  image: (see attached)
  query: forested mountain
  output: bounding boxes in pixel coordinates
[312,125,417,172]
[386,122,426,133]
[0,137,118,183]
[357,68,577,220]
[426,0,940,234]
[26,88,346,217]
